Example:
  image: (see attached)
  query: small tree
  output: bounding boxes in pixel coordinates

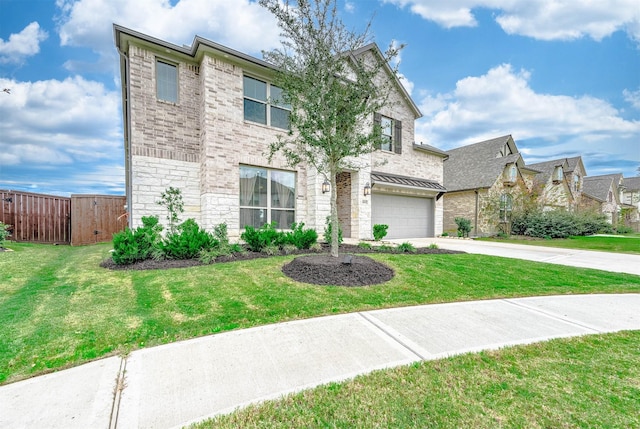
[260,0,402,257]
[455,217,472,238]
[157,187,184,234]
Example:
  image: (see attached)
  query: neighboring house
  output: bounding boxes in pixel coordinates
[528,158,580,210]
[114,25,448,240]
[442,135,539,236]
[621,176,640,231]
[565,156,587,205]
[581,174,624,224]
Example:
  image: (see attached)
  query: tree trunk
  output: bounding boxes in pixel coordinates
[330,168,339,257]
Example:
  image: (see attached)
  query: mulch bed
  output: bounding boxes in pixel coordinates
[100,243,463,287]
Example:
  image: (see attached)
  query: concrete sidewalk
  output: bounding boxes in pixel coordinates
[387,237,640,276]
[1,294,639,429]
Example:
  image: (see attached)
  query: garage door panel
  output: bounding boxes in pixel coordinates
[372,193,433,239]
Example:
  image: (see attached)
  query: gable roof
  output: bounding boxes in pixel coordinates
[582,174,622,202]
[527,158,569,185]
[113,25,421,118]
[443,135,527,192]
[623,176,640,192]
[565,156,586,175]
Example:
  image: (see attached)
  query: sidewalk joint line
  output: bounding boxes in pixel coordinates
[357,312,428,361]
[502,299,602,333]
[109,356,127,429]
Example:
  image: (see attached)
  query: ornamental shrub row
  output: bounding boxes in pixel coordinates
[112,216,237,265]
[510,210,613,239]
[240,222,318,253]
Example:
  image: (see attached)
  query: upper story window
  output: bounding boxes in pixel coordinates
[574,174,581,191]
[608,191,613,203]
[503,163,517,184]
[156,60,178,103]
[374,113,402,154]
[552,166,564,183]
[243,76,290,130]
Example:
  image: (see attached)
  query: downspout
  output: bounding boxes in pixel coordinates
[474,189,479,237]
[117,46,133,229]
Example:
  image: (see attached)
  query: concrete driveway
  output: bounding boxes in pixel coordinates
[387,237,640,276]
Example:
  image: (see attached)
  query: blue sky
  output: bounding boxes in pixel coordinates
[1,0,639,196]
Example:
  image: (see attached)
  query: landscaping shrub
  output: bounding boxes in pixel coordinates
[241,223,282,252]
[397,242,416,253]
[157,187,184,234]
[373,224,388,241]
[357,241,372,249]
[455,217,472,238]
[112,216,163,265]
[162,218,215,260]
[0,221,10,247]
[282,222,318,249]
[511,210,613,238]
[614,225,633,234]
[324,216,343,244]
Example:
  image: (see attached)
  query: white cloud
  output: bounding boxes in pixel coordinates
[345,2,356,13]
[415,64,640,172]
[383,0,640,42]
[56,0,281,60]
[624,88,640,110]
[0,22,48,64]
[0,76,121,167]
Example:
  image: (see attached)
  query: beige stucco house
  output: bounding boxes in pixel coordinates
[114,25,448,240]
[442,135,539,236]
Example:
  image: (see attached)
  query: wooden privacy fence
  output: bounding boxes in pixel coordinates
[0,190,127,245]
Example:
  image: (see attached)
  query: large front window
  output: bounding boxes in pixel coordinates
[239,166,295,229]
[243,76,290,129]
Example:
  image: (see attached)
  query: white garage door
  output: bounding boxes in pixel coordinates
[372,193,434,239]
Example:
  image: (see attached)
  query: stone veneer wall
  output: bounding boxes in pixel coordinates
[130,156,201,228]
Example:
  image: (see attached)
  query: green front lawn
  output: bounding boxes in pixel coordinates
[479,234,640,254]
[201,331,640,428]
[2,242,640,384]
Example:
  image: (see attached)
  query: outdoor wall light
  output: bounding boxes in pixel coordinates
[322,180,330,194]
[364,182,371,196]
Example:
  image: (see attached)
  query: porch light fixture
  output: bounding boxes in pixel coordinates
[364,182,371,196]
[322,180,330,194]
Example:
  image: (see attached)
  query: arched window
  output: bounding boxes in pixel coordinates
[499,193,513,222]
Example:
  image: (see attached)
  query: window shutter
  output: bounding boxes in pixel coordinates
[373,113,382,149]
[394,120,402,154]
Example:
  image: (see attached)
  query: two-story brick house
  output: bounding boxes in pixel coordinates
[527,156,586,211]
[114,25,447,240]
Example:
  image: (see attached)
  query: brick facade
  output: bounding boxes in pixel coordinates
[117,26,445,239]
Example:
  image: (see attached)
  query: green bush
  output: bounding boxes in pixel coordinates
[0,221,10,247]
[397,242,416,253]
[241,223,282,252]
[428,243,439,249]
[511,210,613,238]
[614,225,633,234]
[373,224,388,241]
[441,232,449,237]
[282,222,318,249]
[162,218,215,260]
[455,217,472,238]
[324,216,343,244]
[357,241,372,249]
[112,216,163,265]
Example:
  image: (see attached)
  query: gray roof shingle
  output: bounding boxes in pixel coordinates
[371,171,446,191]
[582,174,622,202]
[623,176,640,191]
[443,135,525,192]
